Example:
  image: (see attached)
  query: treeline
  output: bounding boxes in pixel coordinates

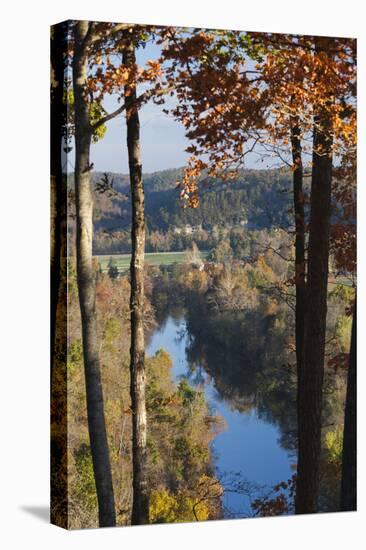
[67,168,294,255]
[51,22,356,530]
[150,253,354,513]
[60,263,223,528]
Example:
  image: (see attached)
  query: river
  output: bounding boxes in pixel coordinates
[147,313,294,519]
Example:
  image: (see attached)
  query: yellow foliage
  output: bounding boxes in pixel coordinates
[149,489,178,524]
[324,429,343,464]
[149,484,212,524]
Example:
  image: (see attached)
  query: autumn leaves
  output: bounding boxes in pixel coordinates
[51,22,356,526]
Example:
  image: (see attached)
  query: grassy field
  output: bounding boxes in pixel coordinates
[96,251,208,273]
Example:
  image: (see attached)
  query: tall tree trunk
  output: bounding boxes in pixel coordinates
[295,38,334,515]
[72,21,116,528]
[340,300,357,511]
[50,22,66,381]
[50,22,68,528]
[290,119,306,423]
[123,41,149,525]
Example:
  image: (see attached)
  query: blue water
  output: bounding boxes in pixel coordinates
[147,315,293,518]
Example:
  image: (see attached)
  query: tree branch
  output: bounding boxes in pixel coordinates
[91,85,172,131]
[88,23,132,46]
[92,101,127,130]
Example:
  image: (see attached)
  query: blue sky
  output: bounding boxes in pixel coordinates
[67,38,273,175]
[90,91,190,173]
[90,40,190,173]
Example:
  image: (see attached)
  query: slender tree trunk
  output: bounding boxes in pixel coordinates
[340,300,357,511]
[72,21,116,528]
[123,41,149,525]
[50,22,66,381]
[290,119,306,405]
[50,22,68,528]
[295,39,334,514]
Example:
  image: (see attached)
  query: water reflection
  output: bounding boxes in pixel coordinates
[147,312,296,518]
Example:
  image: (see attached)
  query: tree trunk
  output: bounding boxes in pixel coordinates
[72,21,116,528]
[295,37,334,514]
[50,22,68,528]
[50,22,66,381]
[340,300,357,511]
[290,120,306,440]
[123,41,149,525]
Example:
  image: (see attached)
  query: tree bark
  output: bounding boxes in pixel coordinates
[340,300,357,511]
[295,38,334,514]
[50,21,68,528]
[50,22,66,381]
[290,119,306,417]
[72,21,116,528]
[123,41,149,525]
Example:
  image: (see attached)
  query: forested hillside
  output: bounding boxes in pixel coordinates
[51,22,356,530]
[98,167,293,227]
[68,168,297,254]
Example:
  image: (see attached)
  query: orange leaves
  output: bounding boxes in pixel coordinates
[140,60,162,81]
[162,30,214,65]
[86,58,134,102]
[330,149,356,274]
[257,34,356,160]
[251,474,296,517]
[161,29,269,177]
[178,156,207,208]
[71,23,169,121]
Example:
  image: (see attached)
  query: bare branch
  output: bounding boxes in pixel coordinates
[92,102,127,130]
[91,85,172,131]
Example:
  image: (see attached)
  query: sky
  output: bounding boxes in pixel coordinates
[66,36,275,175]
[90,92,190,173]
[66,40,190,174]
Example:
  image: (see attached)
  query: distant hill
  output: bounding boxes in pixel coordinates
[93,167,292,228]
[67,167,295,255]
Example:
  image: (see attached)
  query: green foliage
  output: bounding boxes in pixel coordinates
[240,32,266,62]
[208,240,233,263]
[88,168,293,255]
[67,260,78,297]
[68,339,83,364]
[335,315,352,352]
[230,229,250,259]
[144,347,221,514]
[67,339,83,375]
[65,87,107,143]
[89,102,107,143]
[149,486,211,523]
[107,257,119,279]
[66,220,351,526]
[329,283,355,305]
[177,379,196,406]
[246,265,268,288]
[73,444,98,512]
[325,429,343,464]
[149,489,178,523]
[146,349,175,422]
[104,318,120,350]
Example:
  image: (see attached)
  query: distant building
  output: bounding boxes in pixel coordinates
[173,224,202,235]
